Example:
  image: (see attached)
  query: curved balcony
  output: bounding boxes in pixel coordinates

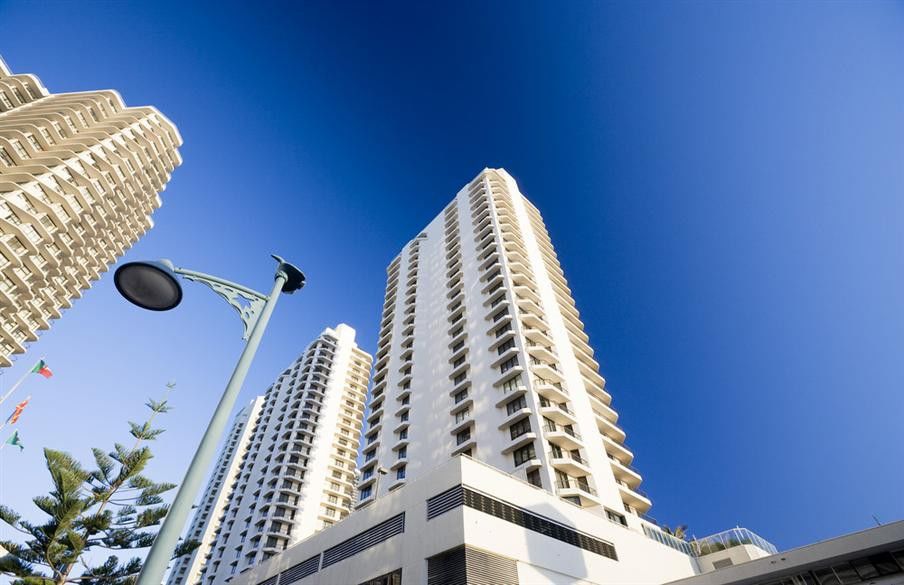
[533,377,568,402]
[548,450,591,475]
[609,457,642,487]
[603,434,634,465]
[491,346,519,369]
[544,425,583,449]
[555,477,599,506]
[539,403,577,425]
[450,416,473,436]
[595,412,626,442]
[502,432,536,454]
[451,438,476,456]
[617,481,651,513]
[498,406,532,429]
[450,396,473,415]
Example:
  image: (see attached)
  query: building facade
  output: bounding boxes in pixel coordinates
[167,397,265,585]
[0,58,182,366]
[197,324,371,584]
[230,456,904,585]
[230,456,705,585]
[359,168,650,529]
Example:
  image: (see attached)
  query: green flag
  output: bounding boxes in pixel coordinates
[5,430,23,451]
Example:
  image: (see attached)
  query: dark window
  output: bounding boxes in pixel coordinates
[495,322,512,337]
[497,338,516,354]
[493,309,509,322]
[456,429,471,445]
[869,553,902,576]
[500,356,519,373]
[454,389,468,403]
[509,418,531,439]
[606,509,628,527]
[506,395,527,415]
[513,442,536,466]
[526,469,542,488]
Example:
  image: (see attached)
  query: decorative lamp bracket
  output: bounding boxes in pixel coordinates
[174,268,269,341]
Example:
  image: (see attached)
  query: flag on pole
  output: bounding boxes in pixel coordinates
[5,430,23,451]
[31,360,52,379]
[6,397,29,425]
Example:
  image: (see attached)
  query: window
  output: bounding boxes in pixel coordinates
[396,466,406,480]
[513,442,536,467]
[454,389,468,403]
[502,376,522,393]
[506,395,527,415]
[359,486,373,500]
[497,338,516,354]
[397,447,407,459]
[456,429,471,445]
[495,322,512,337]
[606,509,627,527]
[398,429,408,440]
[453,373,467,385]
[500,356,518,373]
[455,408,470,423]
[527,469,542,488]
[509,418,531,439]
[492,309,509,322]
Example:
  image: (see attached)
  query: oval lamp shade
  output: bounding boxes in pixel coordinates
[114,261,183,311]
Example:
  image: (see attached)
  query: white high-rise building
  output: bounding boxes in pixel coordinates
[166,397,264,585]
[358,168,650,528]
[198,324,371,584]
[0,58,181,366]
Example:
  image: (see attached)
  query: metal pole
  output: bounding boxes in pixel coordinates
[137,268,288,585]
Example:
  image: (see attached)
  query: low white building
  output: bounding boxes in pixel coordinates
[669,521,904,585]
[232,456,704,585]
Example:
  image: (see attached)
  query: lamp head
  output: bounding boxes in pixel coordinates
[272,255,306,294]
[114,260,183,311]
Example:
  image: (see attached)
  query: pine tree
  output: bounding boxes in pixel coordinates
[0,384,199,585]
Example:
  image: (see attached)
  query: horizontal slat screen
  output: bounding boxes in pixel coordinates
[458,487,619,560]
[278,554,320,584]
[321,513,405,568]
[426,484,465,520]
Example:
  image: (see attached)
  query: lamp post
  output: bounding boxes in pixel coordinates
[113,254,304,585]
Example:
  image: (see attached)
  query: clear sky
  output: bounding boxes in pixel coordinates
[0,0,902,556]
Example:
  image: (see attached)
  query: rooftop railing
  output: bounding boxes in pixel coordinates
[691,527,778,556]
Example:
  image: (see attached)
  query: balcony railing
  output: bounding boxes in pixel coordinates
[555,478,596,496]
[548,450,587,466]
[691,528,778,556]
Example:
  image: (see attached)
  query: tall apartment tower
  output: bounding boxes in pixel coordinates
[358,168,652,526]
[198,324,371,584]
[0,58,181,366]
[166,397,264,585]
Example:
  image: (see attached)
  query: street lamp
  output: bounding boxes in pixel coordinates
[113,254,304,585]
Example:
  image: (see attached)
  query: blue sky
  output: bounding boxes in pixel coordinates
[0,0,902,554]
